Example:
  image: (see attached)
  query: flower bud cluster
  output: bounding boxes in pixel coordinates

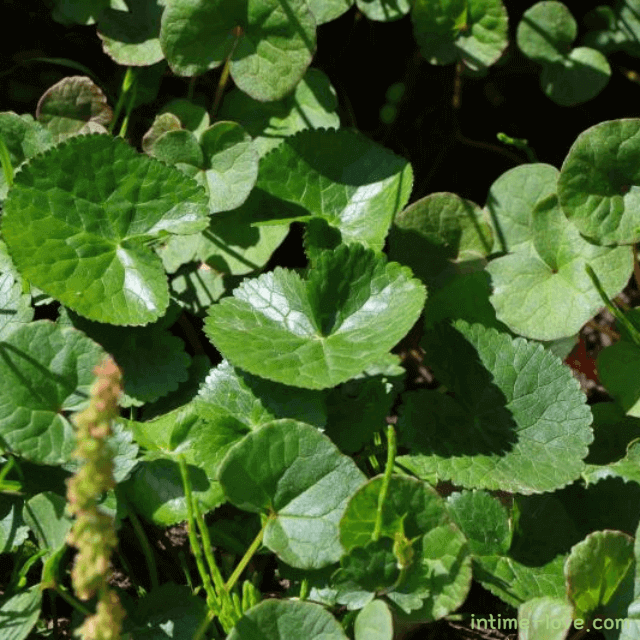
[66,356,125,640]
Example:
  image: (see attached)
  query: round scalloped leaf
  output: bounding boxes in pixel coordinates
[356,0,409,22]
[484,163,560,253]
[339,475,472,620]
[0,113,53,200]
[540,48,611,107]
[389,192,492,286]
[476,555,567,607]
[0,241,34,339]
[397,321,593,494]
[446,490,511,556]
[196,360,326,429]
[517,597,574,640]
[218,420,366,569]
[597,340,640,417]
[412,0,508,71]
[96,0,164,66]
[204,244,426,389]
[160,0,316,102]
[228,599,349,640]
[517,1,576,64]
[354,600,393,640]
[249,129,413,250]
[558,119,640,246]
[36,76,112,142]
[487,194,633,340]
[566,530,635,622]
[218,68,340,157]
[308,0,352,23]
[61,311,191,407]
[0,320,107,465]
[198,121,259,213]
[1,134,209,325]
[150,129,204,167]
[142,112,182,154]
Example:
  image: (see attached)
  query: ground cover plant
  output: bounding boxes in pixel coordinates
[4,1,640,639]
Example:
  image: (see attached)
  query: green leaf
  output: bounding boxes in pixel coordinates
[598,339,640,417]
[246,129,413,251]
[446,490,511,556]
[0,496,29,553]
[517,1,577,64]
[397,321,593,493]
[62,310,191,407]
[558,118,640,245]
[158,207,289,277]
[0,113,53,201]
[218,420,366,568]
[484,163,560,253]
[487,193,632,340]
[1,134,209,325]
[97,0,165,66]
[354,600,393,640]
[339,475,472,620]
[412,0,508,71]
[35,76,112,142]
[50,0,109,25]
[0,321,107,465]
[196,360,326,430]
[566,530,635,622]
[389,191,492,286]
[0,586,42,640]
[149,129,204,167]
[169,263,231,315]
[218,68,340,158]
[227,599,349,640]
[540,48,610,107]
[306,0,352,24]
[356,0,409,23]
[324,355,404,454]
[160,0,316,101]
[204,244,426,389]
[517,597,574,640]
[130,583,207,639]
[0,241,34,339]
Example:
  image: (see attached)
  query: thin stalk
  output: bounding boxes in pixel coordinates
[109,67,135,135]
[116,488,159,591]
[193,498,226,594]
[372,426,397,542]
[178,455,218,608]
[54,585,93,616]
[586,264,640,348]
[224,521,267,592]
[299,578,309,601]
[118,72,138,139]
[211,58,231,119]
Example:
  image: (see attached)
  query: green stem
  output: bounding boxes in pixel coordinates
[178,455,218,608]
[0,135,14,188]
[299,577,309,601]
[109,67,135,135]
[193,498,226,595]
[224,520,266,592]
[586,264,640,347]
[116,488,159,591]
[118,70,138,139]
[54,585,93,616]
[211,57,231,119]
[372,426,397,542]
